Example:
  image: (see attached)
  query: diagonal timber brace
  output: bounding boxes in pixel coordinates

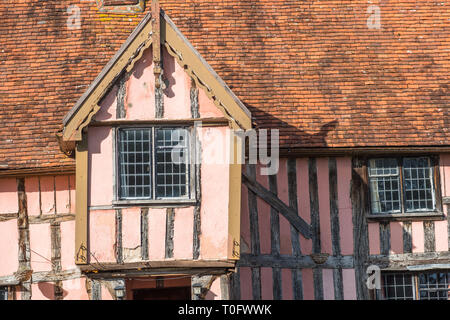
[242,172,312,239]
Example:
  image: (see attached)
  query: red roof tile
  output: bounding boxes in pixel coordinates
[0,0,449,170]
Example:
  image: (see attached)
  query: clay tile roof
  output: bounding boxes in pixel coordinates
[0,0,449,170]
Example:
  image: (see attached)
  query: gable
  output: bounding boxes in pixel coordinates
[62,9,251,141]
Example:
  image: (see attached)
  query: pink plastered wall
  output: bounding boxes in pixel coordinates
[367,153,450,255]
[95,45,224,122]
[240,157,354,256]
[87,41,232,263]
[198,126,230,260]
[239,157,356,300]
[0,218,18,276]
[0,178,18,214]
[0,175,88,299]
[86,126,231,262]
[89,209,116,262]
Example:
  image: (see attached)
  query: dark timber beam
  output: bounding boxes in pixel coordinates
[242,172,312,239]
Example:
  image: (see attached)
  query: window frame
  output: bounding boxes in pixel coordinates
[0,286,9,300]
[360,154,443,221]
[376,270,450,301]
[113,125,197,206]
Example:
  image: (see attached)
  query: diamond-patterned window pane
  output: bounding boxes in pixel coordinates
[403,157,435,212]
[368,158,401,214]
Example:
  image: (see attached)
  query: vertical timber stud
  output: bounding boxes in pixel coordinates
[247,164,261,300]
[403,222,413,254]
[51,222,63,299]
[141,208,149,260]
[193,100,202,260]
[165,208,175,259]
[190,80,200,119]
[230,267,241,300]
[75,134,89,265]
[269,173,282,300]
[424,221,436,253]
[152,0,164,118]
[220,274,231,300]
[17,178,31,300]
[287,158,303,300]
[115,209,123,264]
[379,222,390,256]
[308,158,323,300]
[328,157,344,300]
[351,157,370,300]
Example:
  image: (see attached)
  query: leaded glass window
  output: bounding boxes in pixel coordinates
[368,156,436,214]
[117,127,191,200]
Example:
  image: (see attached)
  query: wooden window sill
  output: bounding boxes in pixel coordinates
[112,199,197,208]
[367,212,445,222]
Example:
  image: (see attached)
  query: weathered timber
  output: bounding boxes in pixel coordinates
[141,208,149,260]
[242,172,312,239]
[379,222,391,255]
[423,221,436,253]
[193,206,201,260]
[190,81,200,119]
[193,125,202,260]
[287,158,303,300]
[328,157,344,300]
[308,158,323,300]
[29,213,75,225]
[116,73,127,119]
[115,209,123,264]
[0,213,18,222]
[0,269,83,286]
[17,177,31,300]
[328,158,342,256]
[246,165,261,300]
[351,157,370,300]
[403,222,413,254]
[91,279,101,300]
[87,267,233,279]
[368,251,450,270]
[230,268,241,300]
[220,274,230,300]
[238,254,354,269]
[165,208,175,259]
[269,172,282,300]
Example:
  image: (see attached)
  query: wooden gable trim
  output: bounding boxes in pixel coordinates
[62,9,251,142]
[62,13,153,141]
[161,12,251,130]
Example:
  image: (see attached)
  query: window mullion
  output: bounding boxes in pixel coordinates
[414,274,419,300]
[399,157,405,214]
[152,127,156,200]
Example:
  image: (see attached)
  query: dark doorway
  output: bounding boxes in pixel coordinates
[132,286,191,300]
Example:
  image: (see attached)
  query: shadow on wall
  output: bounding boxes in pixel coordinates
[37,282,68,299]
[244,104,339,150]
